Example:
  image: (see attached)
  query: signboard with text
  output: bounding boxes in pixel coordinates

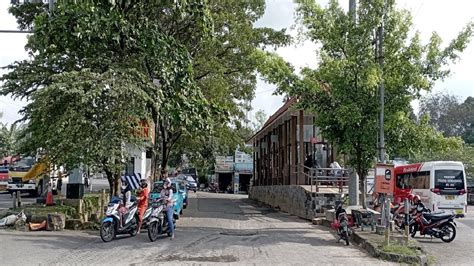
[374,163,394,194]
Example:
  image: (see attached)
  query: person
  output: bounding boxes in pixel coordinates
[119,180,133,227]
[57,175,63,197]
[160,178,175,239]
[136,176,150,232]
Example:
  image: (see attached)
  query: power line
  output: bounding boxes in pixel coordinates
[0,30,33,34]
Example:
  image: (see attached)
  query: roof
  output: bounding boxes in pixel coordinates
[248,97,298,142]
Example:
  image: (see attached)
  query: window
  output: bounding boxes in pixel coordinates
[435,170,464,190]
[396,171,430,189]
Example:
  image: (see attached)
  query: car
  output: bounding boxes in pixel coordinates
[176,174,198,192]
[175,179,188,209]
[150,180,185,219]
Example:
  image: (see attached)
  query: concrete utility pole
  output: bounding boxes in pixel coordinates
[377,1,386,163]
[348,0,359,206]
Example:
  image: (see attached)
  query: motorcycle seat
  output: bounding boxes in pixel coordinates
[423,212,452,221]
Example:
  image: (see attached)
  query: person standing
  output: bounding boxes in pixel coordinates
[57,175,63,197]
[136,177,150,232]
[160,178,175,239]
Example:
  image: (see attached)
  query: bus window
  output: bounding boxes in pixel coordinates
[404,171,430,189]
[435,170,464,190]
[396,173,411,189]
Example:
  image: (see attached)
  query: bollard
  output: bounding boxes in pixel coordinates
[404,198,411,245]
[12,191,17,209]
[384,199,391,246]
[17,191,22,208]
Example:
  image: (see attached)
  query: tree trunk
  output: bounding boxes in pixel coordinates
[358,169,367,209]
[113,172,121,197]
[150,112,160,182]
[104,169,114,197]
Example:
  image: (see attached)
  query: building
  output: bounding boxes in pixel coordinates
[248,98,335,186]
[214,150,253,193]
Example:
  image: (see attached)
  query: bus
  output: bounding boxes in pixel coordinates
[394,161,467,216]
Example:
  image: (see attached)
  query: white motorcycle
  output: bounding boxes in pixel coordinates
[100,197,139,242]
[147,198,175,242]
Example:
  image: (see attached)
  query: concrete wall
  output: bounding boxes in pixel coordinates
[249,185,339,220]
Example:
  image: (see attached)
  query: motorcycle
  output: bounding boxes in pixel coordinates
[100,197,139,242]
[409,203,457,242]
[331,194,350,245]
[147,198,176,242]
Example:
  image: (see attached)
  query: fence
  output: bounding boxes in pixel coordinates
[303,166,350,193]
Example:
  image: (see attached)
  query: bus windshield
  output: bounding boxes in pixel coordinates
[435,170,464,190]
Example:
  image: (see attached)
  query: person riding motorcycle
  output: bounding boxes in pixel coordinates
[119,180,133,227]
[160,178,175,239]
[136,176,150,232]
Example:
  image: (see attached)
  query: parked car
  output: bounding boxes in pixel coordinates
[172,178,188,209]
[175,174,197,192]
[150,180,185,219]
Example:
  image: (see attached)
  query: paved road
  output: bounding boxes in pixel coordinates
[0,178,110,210]
[416,205,474,265]
[0,192,390,265]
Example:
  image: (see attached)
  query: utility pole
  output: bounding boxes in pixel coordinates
[377,1,386,163]
[348,0,360,207]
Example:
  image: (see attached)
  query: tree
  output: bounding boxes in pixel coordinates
[163,0,289,173]
[419,93,473,143]
[257,0,473,207]
[1,0,212,192]
[252,109,268,132]
[0,122,24,158]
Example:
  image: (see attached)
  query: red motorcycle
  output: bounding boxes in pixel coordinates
[331,194,352,245]
[409,203,457,242]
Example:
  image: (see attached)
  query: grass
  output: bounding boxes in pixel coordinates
[12,204,77,217]
[379,243,420,257]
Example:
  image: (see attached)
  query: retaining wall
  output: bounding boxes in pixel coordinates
[249,185,340,220]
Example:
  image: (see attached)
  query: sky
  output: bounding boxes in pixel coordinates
[0,0,473,126]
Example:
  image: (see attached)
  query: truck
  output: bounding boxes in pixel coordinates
[6,156,52,197]
[0,166,8,191]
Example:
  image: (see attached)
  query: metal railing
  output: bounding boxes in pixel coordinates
[303,166,350,193]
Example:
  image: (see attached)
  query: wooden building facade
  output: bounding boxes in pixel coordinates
[249,98,335,186]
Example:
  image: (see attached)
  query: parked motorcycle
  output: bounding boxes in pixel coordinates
[100,197,139,242]
[331,194,350,245]
[147,198,176,242]
[409,203,457,242]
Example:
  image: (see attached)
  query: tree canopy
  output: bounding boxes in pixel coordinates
[256,0,473,207]
[1,0,213,194]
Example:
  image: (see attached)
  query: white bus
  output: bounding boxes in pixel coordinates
[394,161,467,216]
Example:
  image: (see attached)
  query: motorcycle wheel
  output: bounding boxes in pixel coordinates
[129,216,139,236]
[440,223,456,243]
[147,221,161,242]
[410,224,418,238]
[342,231,349,246]
[100,221,115,242]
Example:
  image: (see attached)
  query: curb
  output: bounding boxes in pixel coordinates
[314,218,427,265]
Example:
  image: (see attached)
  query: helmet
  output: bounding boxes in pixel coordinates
[413,195,421,203]
[407,194,414,202]
[163,178,172,189]
[140,177,148,188]
[121,180,130,193]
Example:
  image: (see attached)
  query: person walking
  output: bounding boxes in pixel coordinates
[136,177,150,233]
[160,178,175,239]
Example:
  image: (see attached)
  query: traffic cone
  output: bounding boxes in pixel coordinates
[46,185,54,206]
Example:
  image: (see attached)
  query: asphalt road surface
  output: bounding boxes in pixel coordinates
[0,192,391,265]
[415,205,474,265]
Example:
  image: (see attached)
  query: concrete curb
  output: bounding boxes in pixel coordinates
[314,218,428,265]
